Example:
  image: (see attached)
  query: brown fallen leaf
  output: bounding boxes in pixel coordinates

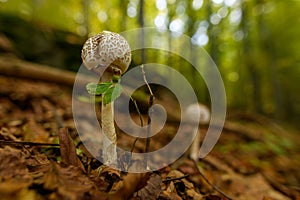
[43,162,105,200]
[43,161,59,191]
[22,116,50,143]
[162,170,203,200]
[110,161,149,200]
[204,194,222,200]
[161,181,182,200]
[134,173,162,200]
[99,165,122,192]
[0,127,19,141]
[58,127,85,172]
[0,146,33,198]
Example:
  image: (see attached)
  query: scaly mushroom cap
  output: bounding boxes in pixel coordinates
[81,31,131,74]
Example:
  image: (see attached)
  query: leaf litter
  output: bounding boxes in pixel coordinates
[0,75,299,199]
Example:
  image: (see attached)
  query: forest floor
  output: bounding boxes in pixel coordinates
[0,74,300,200]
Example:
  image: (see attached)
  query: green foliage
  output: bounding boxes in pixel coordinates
[86,82,112,95]
[102,83,122,105]
[86,81,123,105]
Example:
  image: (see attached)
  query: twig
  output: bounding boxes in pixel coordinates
[128,96,144,153]
[122,88,144,154]
[262,172,300,199]
[162,174,190,182]
[122,87,145,171]
[192,159,233,200]
[0,140,60,147]
[140,65,155,169]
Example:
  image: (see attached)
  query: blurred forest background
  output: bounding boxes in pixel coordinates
[0,0,299,127]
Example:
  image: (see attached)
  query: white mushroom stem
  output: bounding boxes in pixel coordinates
[101,70,118,165]
[190,128,201,161]
[185,103,211,161]
[102,97,117,165]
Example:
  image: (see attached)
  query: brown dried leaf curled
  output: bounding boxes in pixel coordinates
[58,128,85,172]
[135,173,162,200]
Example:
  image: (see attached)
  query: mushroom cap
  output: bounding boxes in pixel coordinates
[185,103,210,124]
[81,31,131,74]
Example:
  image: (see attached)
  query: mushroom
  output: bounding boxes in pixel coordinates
[184,103,211,161]
[81,31,131,165]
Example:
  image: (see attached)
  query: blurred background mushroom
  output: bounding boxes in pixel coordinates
[184,103,211,161]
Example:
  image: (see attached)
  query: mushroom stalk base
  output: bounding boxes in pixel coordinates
[190,129,200,161]
[102,100,117,166]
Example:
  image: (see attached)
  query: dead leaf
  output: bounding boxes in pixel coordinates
[58,127,85,172]
[111,161,149,200]
[44,162,105,200]
[43,162,59,190]
[135,173,162,200]
[99,165,122,192]
[0,147,32,196]
[221,173,289,200]
[0,127,19,141]
[186,189,203,200]
[160,181,182,200]
[22,116,49,143]
[204,194,222,200]
[0,188,37,200]
[163,170,203,200]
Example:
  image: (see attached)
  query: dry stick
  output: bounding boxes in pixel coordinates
[191,159,233,200]
[0,140,60,147]
[162,174,190,183]
[129,96,144,153]
[121,88,145,153]
[141,65,154,169]
[122,88,145,171]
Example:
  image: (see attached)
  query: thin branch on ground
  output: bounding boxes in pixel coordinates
[192,159,233,200]
[0,140,60,147]
[162,174,190,182]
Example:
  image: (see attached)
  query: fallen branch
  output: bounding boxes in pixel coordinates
[227,111,290,136]
[0,140,60,147]
[0,55,92,86]
[222,121,263,141]
[191,159,233,200]
[162,174,189,182]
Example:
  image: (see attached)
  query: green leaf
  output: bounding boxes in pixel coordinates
[102,84,123,105]
[86,83,98,95]
[86,82,112,95]
[86,82,122,105]
[96,82,113,94]
[112,84,123,101]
